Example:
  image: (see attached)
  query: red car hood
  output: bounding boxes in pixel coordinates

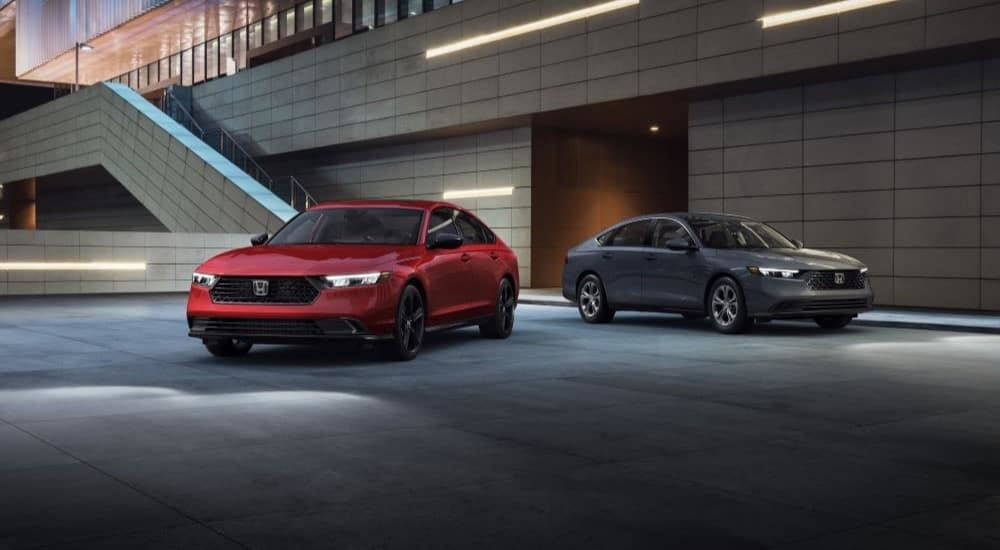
[197,245,421,276]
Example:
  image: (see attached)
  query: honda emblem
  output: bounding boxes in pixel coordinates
[252,279,270,296]
[834,272,845,285]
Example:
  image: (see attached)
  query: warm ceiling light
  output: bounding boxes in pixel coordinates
[0,262,147,271]
[426,0,640,58]
[443,187,514,200]
[760,0,899,28]
[649,124,660,133]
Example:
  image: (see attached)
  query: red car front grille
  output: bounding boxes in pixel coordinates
[209,277,319,305]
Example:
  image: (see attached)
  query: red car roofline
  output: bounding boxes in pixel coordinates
[306,199,456,211]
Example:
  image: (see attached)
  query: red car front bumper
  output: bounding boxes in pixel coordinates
[186,278,403,342]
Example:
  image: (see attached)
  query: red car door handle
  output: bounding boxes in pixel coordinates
[490,251,499,260]
[461,253,472,262]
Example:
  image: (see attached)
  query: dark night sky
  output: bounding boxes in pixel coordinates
[0,83,51,120]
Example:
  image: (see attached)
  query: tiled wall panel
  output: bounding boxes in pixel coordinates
[689,58,1000,311]
[0,230,248,295]
[191,0,1000,156]
[269,127,532,286]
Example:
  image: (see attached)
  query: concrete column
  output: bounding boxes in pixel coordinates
[3,178,37,230]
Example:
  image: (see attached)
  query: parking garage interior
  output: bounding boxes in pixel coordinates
[3,0,1000,548]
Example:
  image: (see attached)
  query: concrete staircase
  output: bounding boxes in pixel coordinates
[0,83,298,234]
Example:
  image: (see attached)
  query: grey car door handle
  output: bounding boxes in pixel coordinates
[644,254,657,261]
[601,253,613,260]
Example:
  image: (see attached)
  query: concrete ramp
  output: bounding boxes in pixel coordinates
[0,83,296,234]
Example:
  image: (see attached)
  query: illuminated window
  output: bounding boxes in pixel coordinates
[355,0,375,31]
[319,0,333,24]
[206,38,219,80]
[336,0,354,38]
[298,1,314,31]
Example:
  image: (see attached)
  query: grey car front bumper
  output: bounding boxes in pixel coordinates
[741,274,874,319]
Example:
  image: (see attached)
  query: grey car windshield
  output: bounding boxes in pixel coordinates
[685,217,796,249]
[268,208,425,245]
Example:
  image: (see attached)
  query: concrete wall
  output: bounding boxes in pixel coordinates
[688,58,1000,311]
[268,127,533,285]
[192,0,1000,156]
[0,230,249,295]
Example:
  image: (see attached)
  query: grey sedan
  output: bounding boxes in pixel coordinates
[561,213,874,333]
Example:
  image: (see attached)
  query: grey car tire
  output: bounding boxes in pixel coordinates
[480,278,516,339]
[577,274,615,324]
[204,338,252,357]
[815,315,853,329]
[708,277,752,334]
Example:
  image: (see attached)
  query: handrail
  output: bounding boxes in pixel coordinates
[163,92,204,137]
[276,175,317,211]
[162,90,316,212]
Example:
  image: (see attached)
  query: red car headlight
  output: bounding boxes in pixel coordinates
[191,272,219,287]
[320,271,391,289]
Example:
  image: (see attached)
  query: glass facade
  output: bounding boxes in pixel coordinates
[107,0,464,91]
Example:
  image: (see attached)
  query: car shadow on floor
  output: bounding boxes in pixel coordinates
[608,313,862,338]
[187,327,492,369]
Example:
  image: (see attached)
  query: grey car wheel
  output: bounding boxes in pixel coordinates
[709,277,751,334]
[577,274,614,324]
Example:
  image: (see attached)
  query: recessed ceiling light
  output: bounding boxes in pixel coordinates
[649,125,660,133]
[426,0,640,58]
[759,0,899,28]
[443,187,514,200]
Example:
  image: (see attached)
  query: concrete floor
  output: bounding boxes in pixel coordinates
[2,294,999,549]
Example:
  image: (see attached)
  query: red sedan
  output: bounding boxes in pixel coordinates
[187,200,519,360]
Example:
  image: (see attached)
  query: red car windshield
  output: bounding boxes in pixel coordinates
[268,208,425,246]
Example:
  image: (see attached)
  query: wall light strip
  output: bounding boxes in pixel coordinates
[0,262,147,271]
[426,0,640,58]
[443,187,514,200]
[760,0,899,28]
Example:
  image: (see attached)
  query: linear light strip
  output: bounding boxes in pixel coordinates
[0,262,147,271]
[760,0,899,28]
[426,0,640,58]
[443,187,514,200]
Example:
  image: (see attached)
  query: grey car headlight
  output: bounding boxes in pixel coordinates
[192,272,219,287]
[321,272,390,288]
[748,266,800,279]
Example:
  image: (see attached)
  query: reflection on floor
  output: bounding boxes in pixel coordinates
[520,288,1000,333]
[1,294,999,548]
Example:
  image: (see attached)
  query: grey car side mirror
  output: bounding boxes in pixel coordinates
[665,237,697,251]
[792,239,804,248]
[428,231,463,250]
[251,233,269,246]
